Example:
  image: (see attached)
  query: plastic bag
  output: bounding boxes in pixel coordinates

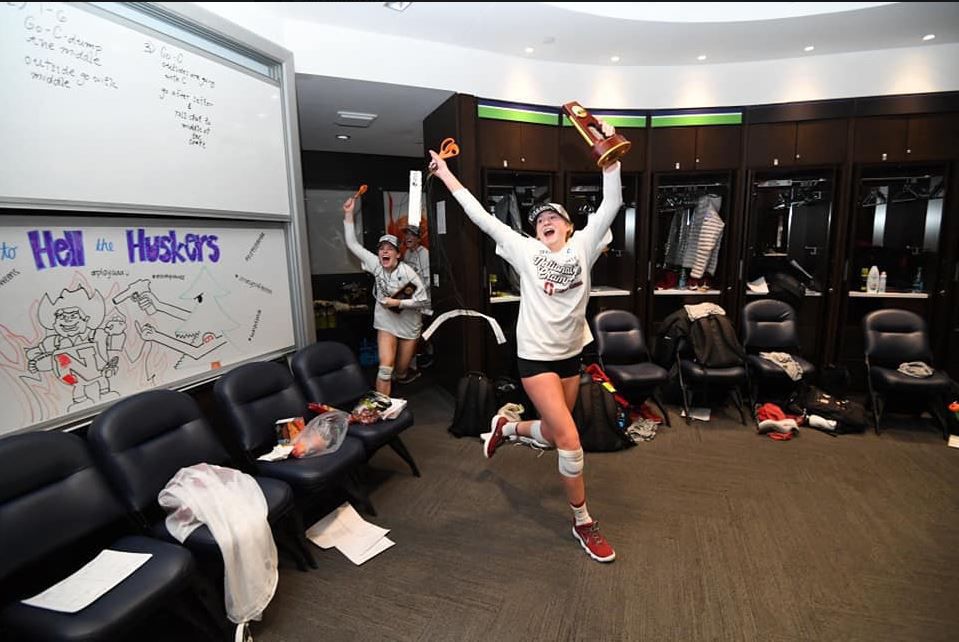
[351,391,392,425]
[291,410,349,458]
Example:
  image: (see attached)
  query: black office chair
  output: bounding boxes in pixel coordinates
[291,341,420,477]
[741,299,815,402]
[87,388,316,573]
[213,361,374,515]
[593,310,671,426]
[0,431,208,641]
[863,309,951,438]
[676,338,748,426]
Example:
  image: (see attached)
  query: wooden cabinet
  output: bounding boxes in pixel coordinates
[747,119,847,167]
[478,118,558,171]
[650,126,740,172]
[853,114,958,162]
[560,126,646,172]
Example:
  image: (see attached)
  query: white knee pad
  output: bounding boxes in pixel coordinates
[377,365,394,381]
[557,448,584,478]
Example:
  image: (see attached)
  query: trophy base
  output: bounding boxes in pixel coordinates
[593,136,632,168]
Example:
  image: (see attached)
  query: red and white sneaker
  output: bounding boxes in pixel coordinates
[483,414,509,459]
[572,521,616,562]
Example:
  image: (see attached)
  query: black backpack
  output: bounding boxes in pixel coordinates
[449,372,497,438]
[572,373,633,452]
[689,315,746,368]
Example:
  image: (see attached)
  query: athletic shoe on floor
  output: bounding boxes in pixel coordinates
[572,520,616,562]
[483,414,508,459]
[395,369,421,385]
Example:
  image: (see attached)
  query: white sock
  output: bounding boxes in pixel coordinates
[808,414,837,431]
[502,422,518,438]
[571,501,592,526]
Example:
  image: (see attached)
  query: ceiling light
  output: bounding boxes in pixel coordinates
[336,134,351,141]
[383,2,411,11]
[922,33,936,41]
[336,111,378,128]
[697,54,707,61]
[610,55,620,63]
[524,46,534,54]
[804,45,815,52]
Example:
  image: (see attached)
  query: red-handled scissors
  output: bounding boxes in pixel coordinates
[351,184,368,200]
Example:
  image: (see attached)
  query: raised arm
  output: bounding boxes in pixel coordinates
[342,196,379,272]
[579,122,624,259]
[428,150,520,247]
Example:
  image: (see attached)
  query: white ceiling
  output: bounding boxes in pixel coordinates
[282,1,959,157]
[266,1,957,65]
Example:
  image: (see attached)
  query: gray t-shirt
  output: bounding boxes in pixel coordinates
[452,163,622,360]
[344,221,428,340]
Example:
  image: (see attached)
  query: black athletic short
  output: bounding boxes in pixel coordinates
[516,353,582,379]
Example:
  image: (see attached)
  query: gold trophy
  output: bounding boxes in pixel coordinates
[562,101,631,168]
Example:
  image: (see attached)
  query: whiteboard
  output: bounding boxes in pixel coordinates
[0,217,296,435]
[0,2,290,216]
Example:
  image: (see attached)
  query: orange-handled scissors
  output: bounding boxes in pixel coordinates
[351,184,368,200]
[438,137,460,160]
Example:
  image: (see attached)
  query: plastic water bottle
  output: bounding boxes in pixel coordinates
[867,265,880,294]
[912,267,924,293]
[878,271,887,293]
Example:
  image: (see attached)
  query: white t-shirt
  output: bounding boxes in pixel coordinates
[452,163,622,361]
[344,221,428,340]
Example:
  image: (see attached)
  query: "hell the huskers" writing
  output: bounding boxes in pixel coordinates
[28,229,220,270]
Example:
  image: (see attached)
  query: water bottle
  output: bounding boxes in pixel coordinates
[878,271,887,293]
[912,267,924,293]
[867,266,880,294]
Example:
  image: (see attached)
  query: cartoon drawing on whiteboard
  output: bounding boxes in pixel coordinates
[113,270,234,370]
[25,285,127,411]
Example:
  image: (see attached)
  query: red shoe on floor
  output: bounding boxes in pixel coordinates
[572,521,616,562]
[483,414,508,459]
[639,403,663,425]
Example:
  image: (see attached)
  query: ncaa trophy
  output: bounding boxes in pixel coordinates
[562,101,631,168]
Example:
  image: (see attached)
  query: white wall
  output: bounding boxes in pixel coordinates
[198,2,959,108]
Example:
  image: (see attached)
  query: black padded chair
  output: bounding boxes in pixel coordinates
[593,310,671,426]
[675,337,748,426]
[291,341,420,477]
[0,431,205,641]
[741,299,815,402]
[863,309,951,438]
[87,389,316,573]
[213,361,374,514]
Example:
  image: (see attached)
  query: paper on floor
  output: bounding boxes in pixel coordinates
[948,434,959,449]
[306,503,392,565]
[680,407,712,422]
[22,550,152,613]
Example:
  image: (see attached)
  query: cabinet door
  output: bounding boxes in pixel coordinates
[559,125,595,172]
[906,113,959,161]
[746,123,796,168]
[519,123,559,171]
[695,125,742,170]
[478,118,521,169]
[650,127,696,172]
[853,116,908,163]
[618,127,647,173]
[796,119,847,165]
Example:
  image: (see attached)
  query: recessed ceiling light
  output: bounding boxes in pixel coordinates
[610,55,620,63]
[335,134,351,141]
[804,45,815,52]
[922,33,936,41]
[383,2,411,11]
[697,54,707,61]
[524,46,534,54]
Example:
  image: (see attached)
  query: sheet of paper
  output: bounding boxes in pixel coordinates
[257,444,293,462]
[306,503,389,552]
[381,398,407,421]
[21,550,152,613]
[680,407,712,422]
[948,434,959,449]
[341,536,395,566]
